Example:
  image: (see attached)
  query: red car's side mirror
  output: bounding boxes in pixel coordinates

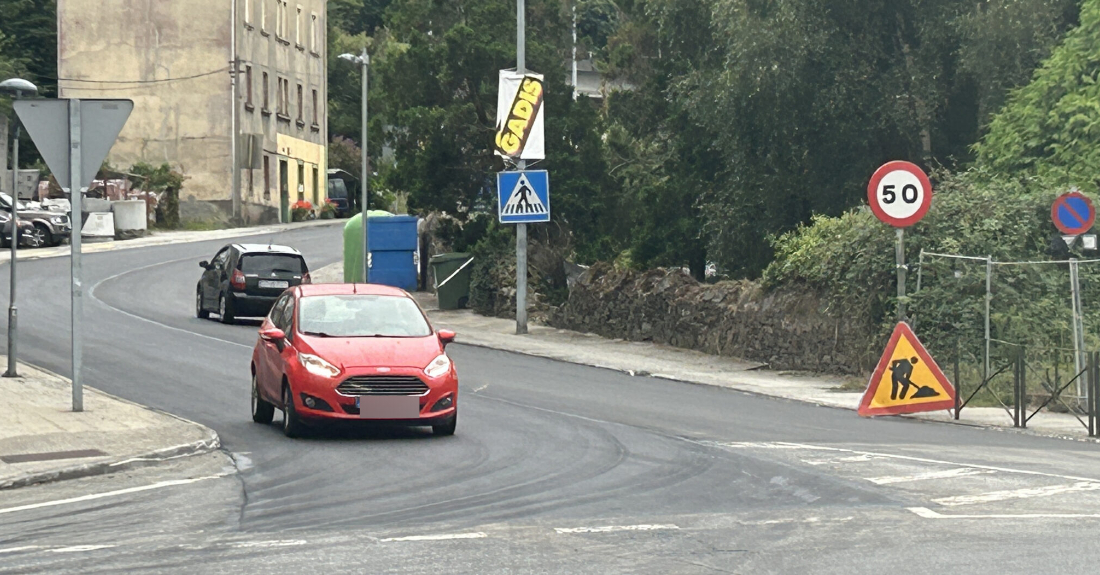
[438,329,456,347]
[260,327,286,341]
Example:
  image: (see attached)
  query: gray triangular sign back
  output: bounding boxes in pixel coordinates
[14,99,133,188]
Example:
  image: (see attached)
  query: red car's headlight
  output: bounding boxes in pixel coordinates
[424,354,451,378]
[298,353,341,378]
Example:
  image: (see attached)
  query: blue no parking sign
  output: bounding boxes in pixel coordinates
[497,170,550,224]
[1052,191,1095,236]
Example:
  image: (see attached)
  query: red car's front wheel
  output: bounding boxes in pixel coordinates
[282,382,305,438]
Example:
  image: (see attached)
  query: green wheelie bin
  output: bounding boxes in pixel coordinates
[430,253,474,310]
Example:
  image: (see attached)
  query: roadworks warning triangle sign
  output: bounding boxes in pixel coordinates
[501,173,548,216]
[858,322,956,417]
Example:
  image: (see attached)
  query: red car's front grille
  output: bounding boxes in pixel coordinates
[337,375,429,396]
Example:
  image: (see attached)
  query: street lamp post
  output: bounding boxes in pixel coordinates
[0,78,38,378]
[339,50,370,283]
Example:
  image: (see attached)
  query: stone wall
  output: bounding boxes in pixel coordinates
[548,263,872,375]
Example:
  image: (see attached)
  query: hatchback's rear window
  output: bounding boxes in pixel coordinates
[239,254,306,274]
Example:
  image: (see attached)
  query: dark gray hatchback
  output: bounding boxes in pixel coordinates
[196,243,310,323]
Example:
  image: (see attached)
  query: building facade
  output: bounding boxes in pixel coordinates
[57,0,327,224]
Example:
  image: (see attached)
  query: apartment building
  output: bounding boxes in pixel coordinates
[57,0,327,224]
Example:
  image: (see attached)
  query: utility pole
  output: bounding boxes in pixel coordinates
[230,0,242,224]
[515,0,528,334]
[360,49,369,284]
[571,1,578,101]
[0,78,37,378]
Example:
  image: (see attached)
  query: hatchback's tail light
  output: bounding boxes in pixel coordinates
[302,272,311,284]
[231,269,246,290]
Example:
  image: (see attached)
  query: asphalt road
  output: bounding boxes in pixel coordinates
[3,223,1100,573]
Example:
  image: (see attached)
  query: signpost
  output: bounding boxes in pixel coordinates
[1051,189,1096,400]
[13,98,133,412]
[494,0,547,336]
[867,160,933,322]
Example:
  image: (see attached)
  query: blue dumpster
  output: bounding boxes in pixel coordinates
[343,214,419,291]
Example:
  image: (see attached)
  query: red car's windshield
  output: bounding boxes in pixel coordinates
[298,294,432,338]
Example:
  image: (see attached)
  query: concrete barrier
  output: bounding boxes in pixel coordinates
[111,200,147,239]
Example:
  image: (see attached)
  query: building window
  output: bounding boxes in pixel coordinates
[263,155,271,200]
[295,6,303,47]
[310,13,318,54]
[245,66,253,110]
[297,163,305,202]
[262,72,270,112]
[276,0,287,39]
[244,0,251,25]
[277,78,290,119]
[261,0,267,33]
[297,83,304,123]
[311,89,318,126]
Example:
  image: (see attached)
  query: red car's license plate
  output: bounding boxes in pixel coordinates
[356,396,419,419]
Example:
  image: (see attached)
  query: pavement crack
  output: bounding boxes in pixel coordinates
[223,448,251,528]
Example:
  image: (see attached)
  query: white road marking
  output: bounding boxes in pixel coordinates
[0,546,41,554]
[51,545,116,553]
[472,384,489,393]
[866,468,995,485]
[89,256,252,350]
[836,455,876,462]
[0,474,229,516]
[714,442,806,449]
[554,524,680,534]
[931,482,1100,507]
[739,517,853,525]
[909,507,1100,520]
[704,441,1100,483]
[228,540,308,549]
[380,532,487,542]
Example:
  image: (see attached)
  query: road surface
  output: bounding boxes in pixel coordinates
[2,224,1100,573]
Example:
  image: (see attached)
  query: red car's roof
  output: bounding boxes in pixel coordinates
[297,283,411,297]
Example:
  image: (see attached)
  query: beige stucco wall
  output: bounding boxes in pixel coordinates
[58,0,328,222]
[57,0,233,202]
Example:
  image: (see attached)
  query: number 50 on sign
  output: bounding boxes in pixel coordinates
[867,161,933,228]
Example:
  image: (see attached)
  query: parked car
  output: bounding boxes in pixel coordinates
[0,193,71,248]
[250,283,458,438]
[196,243,311,324]
[0,211,36,248]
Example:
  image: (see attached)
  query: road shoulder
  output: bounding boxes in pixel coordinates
[0,359,219,490]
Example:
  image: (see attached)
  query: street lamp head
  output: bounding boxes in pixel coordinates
[338,53,361,64]
[0,78,38,97]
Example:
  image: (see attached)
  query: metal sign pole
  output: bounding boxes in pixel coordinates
[1070,258,1086,399]
[5,116,20,377]
[515,0,528,335]
[896,228,906,322]
[360,49,370,284]
[69,99,83,412]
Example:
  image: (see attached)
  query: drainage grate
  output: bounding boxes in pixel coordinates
[0,449,108,464]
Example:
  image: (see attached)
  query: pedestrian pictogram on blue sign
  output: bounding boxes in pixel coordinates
[1052,191,1096,236]
[497,170,550,224]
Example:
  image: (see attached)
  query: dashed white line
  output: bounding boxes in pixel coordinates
[51,545,116,553]
[0,546,41,554]
[866,468,995,485]
[380,532,487,542]
[228,540,308,549]
[554,524,680,534]
[0,474,230,516]
[931,482,1100,507]
[909,507,1100,520]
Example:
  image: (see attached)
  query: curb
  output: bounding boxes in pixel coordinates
[0,362,223,491]
[443,329,1100,446]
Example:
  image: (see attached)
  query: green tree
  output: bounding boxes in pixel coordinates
[975,0,1100,193]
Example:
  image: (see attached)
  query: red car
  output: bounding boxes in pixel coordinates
[250,283,458,437]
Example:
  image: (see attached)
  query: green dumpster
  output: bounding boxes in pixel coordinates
[431,253,474,310]
[342,210,395,283]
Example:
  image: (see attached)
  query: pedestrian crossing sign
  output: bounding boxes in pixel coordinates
[858,322,956,417]
[497,170,550,224]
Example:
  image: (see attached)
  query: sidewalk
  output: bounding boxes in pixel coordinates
[0,218,343,264]
[0,359,219,490]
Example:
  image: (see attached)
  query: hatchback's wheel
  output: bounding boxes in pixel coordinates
[196,288,209,319]
[433,409,457,436]
[219,293,235,324]
[251,373,274,424]
[26,224,48,248]
[282,383,304,438]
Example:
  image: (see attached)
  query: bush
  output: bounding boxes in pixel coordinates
[764,170,1091,364]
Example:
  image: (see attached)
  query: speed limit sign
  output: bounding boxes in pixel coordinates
[867,161,932,227]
